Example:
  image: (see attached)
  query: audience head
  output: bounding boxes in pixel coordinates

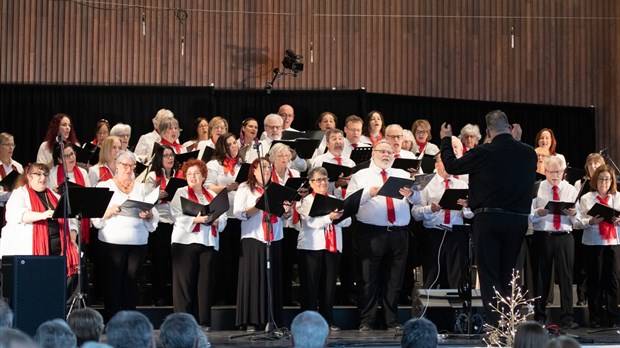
[67,307,105,346]
[584,153,605,179]
[590,164,617,195]
[363,111,385,137]
[290,311,328,348]
[93,119,111,145]
[81,343,113,348]
[0,299,13,328]
[400,317,438,348]
[278,104,295,130]
[316,112,337,131]
[264,114,284,141]
[105,311,154,348]
[536,128,558,156]
[109,123,132,151]
[545,336,581,348]
[411,119,433,144]
[159,313,210,348]
[34,318,77,348]
[485,110,511,138]
[459,123,481,149]
[513,321,549,348]
[0,327,38,348]
[344,115,363,144]
[152,109,174,131]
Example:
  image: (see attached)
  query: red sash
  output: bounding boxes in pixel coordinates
[160,138,183,154]
[187,186,217,236]
[223,157,239,176]
[99,166,113,182]
[255,186,278,241]
[596,195,617,242]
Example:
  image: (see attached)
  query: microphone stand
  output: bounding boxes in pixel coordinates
[600,149,620,174]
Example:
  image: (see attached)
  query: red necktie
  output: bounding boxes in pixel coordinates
[552,185,561,230]
[333,157,347,197]
[256,186,278,241]
[381,170,396,224]
[596,195,617,241]
[444,179,451,224]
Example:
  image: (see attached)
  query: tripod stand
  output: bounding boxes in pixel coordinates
[455,224,484,335]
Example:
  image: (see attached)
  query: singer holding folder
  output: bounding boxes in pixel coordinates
[0,163,79,282]
[530,156,579,329]
[91,151,159,319]
[296,167,352,331]
[233,157,292,332]
[577,165,620,328]
[169,159,227,331]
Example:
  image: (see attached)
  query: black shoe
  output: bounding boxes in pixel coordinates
[329,325,341,331]
[359,324,372,332]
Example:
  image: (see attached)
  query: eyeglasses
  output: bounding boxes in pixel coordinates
[212,125,226,131]
[265,125,282,130]
[31,172,50,178]
[163,154,176,159]
[279,113,294,119]
[1,143,15,148]
[64,152,76,158]
[545,170,563,175]
[198,124,209,129]
[373,149,394,155]
[118,162,136,169]
[386,134,402,140]
[310,177,329,183]
[598,178,612,182]
[276,154,291,158]
[415,130,429,135]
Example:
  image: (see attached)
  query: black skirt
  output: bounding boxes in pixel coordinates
[235,238,283,327]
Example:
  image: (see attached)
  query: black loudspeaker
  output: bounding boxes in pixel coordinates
[1,255,66,336]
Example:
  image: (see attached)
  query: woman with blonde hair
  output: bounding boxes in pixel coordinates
[88,136,122,186]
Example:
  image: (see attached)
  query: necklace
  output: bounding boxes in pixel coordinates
[116,178,133,194]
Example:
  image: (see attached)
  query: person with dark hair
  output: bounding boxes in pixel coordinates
[159,313,210,348]
[182,117,210,152]
[238,118,259,150]
[577,164,620,328]
[169,158,227,330]
[0,132,24,231]
[105,311,154,348]
[87,119,111,148]
[0,162,80,279]
[37,113,80,166]
[233,157,292,331]
[67,307,105,346]
[50,143,91,192]
[91,151,159,319]
[400,317,438,348]
[513,321,549,348]
[360,110,386,146]
[0,328,38,348]
[342,115,370,159]
[439,110,537,326]
[317,111,337,131]
[296,167,351,330]
[145,144,182,306]
[0,298,13,328]
[205,133,243,305]
[34,318,77,348]
[290,311,329,348]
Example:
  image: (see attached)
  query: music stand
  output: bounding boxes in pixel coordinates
[53,187,113,316]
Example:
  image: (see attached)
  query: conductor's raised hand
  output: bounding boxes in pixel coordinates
[511,123,523,141]
[439,122,452,139]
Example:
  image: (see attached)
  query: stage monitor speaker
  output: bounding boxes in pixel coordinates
[1,255,66,336]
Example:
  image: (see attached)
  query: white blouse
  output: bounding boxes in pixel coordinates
[578,191,620,246]
[296,193,351,252]
[205,159,242,218]
[233,182,285,243]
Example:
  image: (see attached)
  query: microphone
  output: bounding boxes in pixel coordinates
[600,148,609,157]
[56,132,63,144]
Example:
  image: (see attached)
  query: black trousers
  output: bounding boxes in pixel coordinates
[420,228,467,289]
[584,244,620,325]
[298,249,340,324]
[171,242,216,326]
[572,229,588,302]
[338,223,357,304]
[281,227,299,305]
[100,241,147,320]
[357,223,408,328]
[473,213,528,326]
[148,222,172,304]
[530,231,574,322]
[214,218,241,305]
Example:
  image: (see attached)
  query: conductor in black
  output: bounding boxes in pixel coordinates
[439,110,537,325]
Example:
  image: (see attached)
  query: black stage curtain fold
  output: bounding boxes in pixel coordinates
[0,84,595,169]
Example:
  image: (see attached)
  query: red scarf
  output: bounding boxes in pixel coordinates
[26,185,79,277]
[223,157,239,176]
[187,186,217,236]
[155,170,183,202]
[99,166,113,182]
[271,169,300,224]
[416,140,427,154]
[255,186,278,241]
[56,165,91,243]
[160,138,183,154]
[0,163,17,179]
[369,133,384,146]
[312,192,338,253]
[596,195,617,242]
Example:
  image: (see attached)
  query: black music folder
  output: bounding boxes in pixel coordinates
[322,162,353,182]
[255,183,299,217]
[420,154,437,174]
[533,180,543,199]
[587,203,620,224]
[234,163,251,183]
[544,200,576,215]
[175,150,200,165]
[350,160,371,175]
[74,145,100,165]
[377,176,416,199]
[119,186,159,217]
[392,158,421,172]
[201,146,215,162]
[412,173,435,192]
[576,179,590,201]
[282,130,325,141]
[180,189,230,225]
[164,177,187,198]
[309,188,363,225]
[53,187,113,218]
[438,189,469,210]
[272,138,321,159]
[349,146,373,164]
[0,170,20,190]
[564,166,586,185]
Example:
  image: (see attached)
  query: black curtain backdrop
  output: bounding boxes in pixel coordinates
[0,84,595,169]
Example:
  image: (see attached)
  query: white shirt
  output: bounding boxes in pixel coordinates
[134,130,161,163]
[309,151,355,199]
[260,127,299,141]
[91,180,159,245]
[0,160,24,206]
[411,142,440,157]
[233,182,285,243]
[578,191,620,246]
[205,159,242,218]
[36,141,54,166]
[393,149,417,159]
[169,186,227,250]
[295,193,352,252]
[530,180,578,232]
[347,160,420,226]
[412,174,473,229]
[48,165,90,192]
[145,171,174,224]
